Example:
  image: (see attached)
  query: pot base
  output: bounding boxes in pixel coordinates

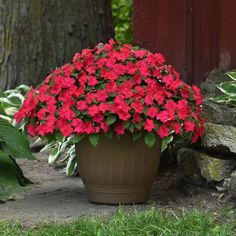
[85,184,151,204]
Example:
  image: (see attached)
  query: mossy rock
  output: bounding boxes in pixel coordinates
[178,148,236,182]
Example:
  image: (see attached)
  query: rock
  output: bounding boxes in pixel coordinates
[202,123,236,157]
[177,148,206,185]
[228,170,236,197]
[177,148,236,182]
[202,98,236,127]
[201,69,236,127]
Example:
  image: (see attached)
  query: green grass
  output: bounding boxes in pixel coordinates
[0,207,235,236]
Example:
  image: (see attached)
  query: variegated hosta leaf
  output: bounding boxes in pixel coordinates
[217,82,236,95]
[65,146,77,176]
[48,144,61,164]
[161,135,173,152]
[226,71,236,81]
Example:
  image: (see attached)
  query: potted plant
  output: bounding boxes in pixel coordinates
[15,39,204,204]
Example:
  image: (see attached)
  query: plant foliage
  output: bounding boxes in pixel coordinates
[0,85,34,201]
[112,0,132,43]
[211,71,236,106]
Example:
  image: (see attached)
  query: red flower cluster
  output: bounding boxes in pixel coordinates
[15,39,204,145]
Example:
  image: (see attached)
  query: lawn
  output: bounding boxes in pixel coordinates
[0,207,235,236]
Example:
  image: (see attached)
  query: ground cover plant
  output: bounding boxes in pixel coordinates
[0,208,235,236]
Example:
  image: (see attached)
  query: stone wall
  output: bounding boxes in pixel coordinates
[177,69,236,198]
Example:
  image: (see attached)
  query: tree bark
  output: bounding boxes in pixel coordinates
[0,0,114,89]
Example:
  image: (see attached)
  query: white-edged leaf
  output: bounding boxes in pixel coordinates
[217,82,236,95]
[66,147,77,176]
[161,135,174,152]
[226,71,236,81]
[48,145,61,164]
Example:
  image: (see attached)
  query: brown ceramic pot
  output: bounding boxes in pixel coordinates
[75,134,161,204]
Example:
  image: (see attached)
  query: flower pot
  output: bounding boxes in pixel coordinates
[75,134,161,204]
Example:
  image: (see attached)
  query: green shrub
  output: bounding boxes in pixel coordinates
[112,0,132,43]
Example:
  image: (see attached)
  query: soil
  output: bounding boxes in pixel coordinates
[0,151,234,226]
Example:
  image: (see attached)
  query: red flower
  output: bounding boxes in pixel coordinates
[171,122,182,134]
[131,101,144,114]
[184,120,196,132]
[177,100,190,120]
[132,113,142,123]
[83,121,95,134]
[157,125,170,138]
[96,90,108,102]
[92,113,104,123]
[77,100,88,111]
[147,107,158,118]
[133,50,147,59]
[86,65,96,75]
[58,106,75,121]
[181,87,190,99]
[85,93,96,104]
[87,76,98,86]
[98,103,109,113]
[106,82,117,93]
[132,74,142,85]
[156,110,171,123]
[162,75,174,86]
[126,62,137,75]
[27,124,36,137]
[114,123,125,135]
[87,104,100,117]
[144,119,155,132]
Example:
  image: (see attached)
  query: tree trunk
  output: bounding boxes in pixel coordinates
[0,0,114,90]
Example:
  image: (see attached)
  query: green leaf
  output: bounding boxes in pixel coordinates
[144,133,156,148]
[106,115,117,126]
[70,70,79,78]
[66,149,77,176]
[128,124,134,133]
[161,135,173,152]
[0,150,20,186]
[48,145,61,164]
[16,84,30,94]
[89,134,100,147]
[226,71,236,81]
[72,134,84,144]
[55,131,63,142]
[217,82,236,95]
[0,118,35,160]
[134,122,142,130]
[104,130,113,139]
[132,132,142,141]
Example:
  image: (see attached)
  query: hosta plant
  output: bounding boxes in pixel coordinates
[15,39,204,173]
[211,71,236,106]
[0,85,30,123]
[0,117,35,201]
[0,85,36,200]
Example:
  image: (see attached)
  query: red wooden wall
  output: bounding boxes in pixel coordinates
[133,0,236,85]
